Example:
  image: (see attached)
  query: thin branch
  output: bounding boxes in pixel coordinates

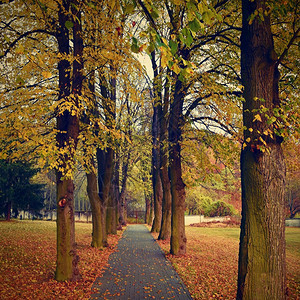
[185,90,242,118]
[213,0,231,10]
[276,27,300,67]
[0,29,54,59]
[190,116,237,137]
[136,0,158,32]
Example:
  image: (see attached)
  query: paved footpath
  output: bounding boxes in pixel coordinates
[91,224,192,299]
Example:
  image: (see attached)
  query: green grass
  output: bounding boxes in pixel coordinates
[187,226,241,239]
[187,226,300,254]
[286,227,300,244]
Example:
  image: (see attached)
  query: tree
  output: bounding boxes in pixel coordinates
[158,68,172,240]
[236,0,299,297]
[0,0,82,280]
[0,160,44,220]
[136,0,242,254]
[55,0,83,281]
[150,50,163,233]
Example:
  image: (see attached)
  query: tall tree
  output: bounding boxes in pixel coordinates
[103,70,118,236]
[168,68,188,255]
[237,0,294,297]
[55,0,83,281]
[150,51,163,233]
[158,69,172,240]
[136,0,240,254]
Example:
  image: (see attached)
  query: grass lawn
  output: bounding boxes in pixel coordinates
[0,220,122,300]
[154,226,300,300]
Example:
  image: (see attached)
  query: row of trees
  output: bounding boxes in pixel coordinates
[0,0,299,298]
[0,0,154,281]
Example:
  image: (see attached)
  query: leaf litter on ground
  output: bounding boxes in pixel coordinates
[0,220,123,300]
[152,225,300,300]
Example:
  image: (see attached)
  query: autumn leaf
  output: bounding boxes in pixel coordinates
[0,221,123,299]
[253,114,262,122]
[42,71,52,79]
[151,226,299,299]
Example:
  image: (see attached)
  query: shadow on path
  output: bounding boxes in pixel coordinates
[91,224,192,299]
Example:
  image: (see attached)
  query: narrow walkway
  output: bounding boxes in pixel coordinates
[91,225,192,299]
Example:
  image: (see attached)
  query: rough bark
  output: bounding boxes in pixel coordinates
[151,169,163,233]
[55,0,82,281]
[169,75,187,255]
[96,71,116,242]
[237,0,286,298]
[118,151,130,225]
[150,51,163,233]
[106,70,118,234]
[158,73,172,240]
[86,158,104,248]
[84,69,106,247]
[114,153,123,230]
[149,197,154,225]
[145,193,152,224]
[106,173,118,234]
[97,148,114,245]
[158,162,171,240]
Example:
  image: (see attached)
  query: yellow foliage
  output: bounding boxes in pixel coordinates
[253,114,262,122]
[42,71,52,79]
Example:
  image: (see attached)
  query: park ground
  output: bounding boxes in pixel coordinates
[152,225,300,299]
[0,220,299,299]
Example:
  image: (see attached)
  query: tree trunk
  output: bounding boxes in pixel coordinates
[55,0,82,281]
[56,179,79,281]
[158,163,172,240]
[118,151,130,225]
[151,171,163,232]
[158,71,172,240]
[150,51,163,233]
[114,153,123,230]
[119,189,127,225]
[169,76,187,255]
[106,69,118,234]
[149,197,154,225]
[97,147,114,245]
[5,200,11,221]
[151,112,163,232]
[106,178,117,234]
[97,69,117,238]
[86,159,104,248]
[237,0,286,298]
[145,193,152,225]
